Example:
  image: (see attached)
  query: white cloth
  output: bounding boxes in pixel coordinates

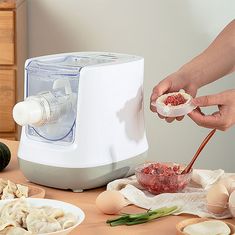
[107,169,234,219]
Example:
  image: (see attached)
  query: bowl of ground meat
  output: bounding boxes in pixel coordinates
[135,162,192,195]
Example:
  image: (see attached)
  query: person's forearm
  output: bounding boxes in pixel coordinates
[178,20,235,88]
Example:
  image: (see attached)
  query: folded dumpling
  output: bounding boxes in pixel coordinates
[6,181,17,195]
[57,212,77,229]
[0,199,29,227]
[0,218,17,232]
[0,226,33,235]
[1,188,15,200]
[38,206,64,219]
[26,208,62,233]
[1,181,17,200]
[0,179,7,194]
[15,184,28,198]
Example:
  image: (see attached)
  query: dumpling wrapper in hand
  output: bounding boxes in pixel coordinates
[155,91,196,117]
[183,220,230,235]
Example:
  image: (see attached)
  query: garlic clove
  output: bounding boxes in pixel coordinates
[219,177,235,194]
[229,191,235,217]
[206,183,229,214]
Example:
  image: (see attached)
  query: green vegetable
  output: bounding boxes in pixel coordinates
[106,205,178,226]
[0,142,11,171]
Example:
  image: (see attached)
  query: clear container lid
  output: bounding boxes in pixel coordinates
[26,54,120,75]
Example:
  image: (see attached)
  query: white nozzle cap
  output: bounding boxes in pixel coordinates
[13,100,43,126]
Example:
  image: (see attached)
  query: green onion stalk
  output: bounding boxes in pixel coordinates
[106,205,178,226]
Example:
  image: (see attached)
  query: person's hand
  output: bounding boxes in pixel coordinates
[188,89,235,131]
[150,71,198,122]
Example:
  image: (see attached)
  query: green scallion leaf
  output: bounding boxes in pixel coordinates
[106,206,178,226]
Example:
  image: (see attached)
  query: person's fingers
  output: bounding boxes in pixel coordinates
[188,109,223,129]
[151,80,172,102]
[176,116,184,121]
[184,86,197,98]
[165,117,175,123]
[194,107,205,116]
[158,113,165,119]
[192,94,223,107]
[150,103,157,112]
[150,80,172,113]
[150,92,159,103]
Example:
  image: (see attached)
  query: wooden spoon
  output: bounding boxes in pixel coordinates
[181,128,216,174]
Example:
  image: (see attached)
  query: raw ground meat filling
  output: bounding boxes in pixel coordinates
[139,163,189,194]
[164,94,187,106]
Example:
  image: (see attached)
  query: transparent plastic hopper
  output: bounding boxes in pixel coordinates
[12,56,87,142]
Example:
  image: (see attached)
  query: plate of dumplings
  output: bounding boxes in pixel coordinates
[0,178,45,200]
[0,198,85,234]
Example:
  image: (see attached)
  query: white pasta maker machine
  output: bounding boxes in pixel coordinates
[13,52,148,191]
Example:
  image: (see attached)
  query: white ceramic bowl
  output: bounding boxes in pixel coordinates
[0,198,85,235]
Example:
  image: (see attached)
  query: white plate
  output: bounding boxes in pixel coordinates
[0,198,85,235]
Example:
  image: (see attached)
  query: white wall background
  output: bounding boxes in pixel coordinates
[27,0,235,171]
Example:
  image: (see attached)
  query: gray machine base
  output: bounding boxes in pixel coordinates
[18,152,147,192]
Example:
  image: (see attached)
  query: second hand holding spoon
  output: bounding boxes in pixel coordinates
[181,128,216,174]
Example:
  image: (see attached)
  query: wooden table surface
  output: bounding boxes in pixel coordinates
[1,138,234,235]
